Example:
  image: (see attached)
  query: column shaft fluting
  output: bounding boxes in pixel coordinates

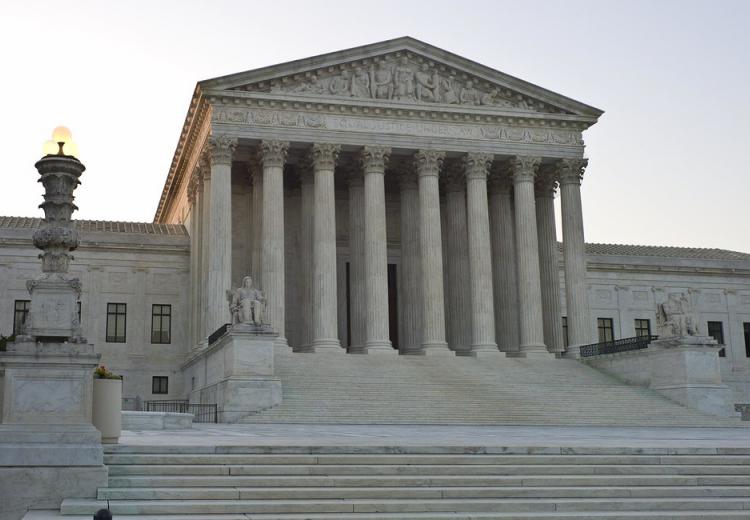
[535,171,565,353]
[187,179,198,348]
[310,144,342,352]
[488,170,520,354]
[511,156,549,356]
[259,140,289,346]
[361,146,394,353]
[206,135,236,335]
[558,158,592,357]
[464,153,499,355]
[398,168,422,354]
[442,165,471,354]
[298,167,314,351]
[251,166,263,283]
[199,158,211,341]
[415,150,451,355]
[347,172,366,353]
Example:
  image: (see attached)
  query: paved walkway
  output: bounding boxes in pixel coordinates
[119,423,750,448]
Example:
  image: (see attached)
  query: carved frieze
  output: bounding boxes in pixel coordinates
[232,53,564,114]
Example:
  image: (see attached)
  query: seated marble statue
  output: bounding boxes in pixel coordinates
[656,292,698,338]
[227,276,266,326]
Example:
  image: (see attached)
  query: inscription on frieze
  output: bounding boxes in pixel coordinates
[213,108,583,147]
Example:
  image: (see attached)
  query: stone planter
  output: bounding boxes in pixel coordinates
[92,378,122,443]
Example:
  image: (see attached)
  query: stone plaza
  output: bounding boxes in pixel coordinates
[2,37,750,519]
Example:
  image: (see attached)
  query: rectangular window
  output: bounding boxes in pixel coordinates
[13,300,31,335]
[597,317,614,343]
[744,323,750,358]
[151,304,172,344]
[562,316,569,348]
[77,301,81,323]
[707,321,725,357]
[635,319,651,338]
[106,303,127,343]
[152,376,168,395]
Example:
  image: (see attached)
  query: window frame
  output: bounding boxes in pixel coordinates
[634,318,651,338]
[152,376,169,395]
[707,320,725,357]
[561,316,569,348]
[150,304,172,344]
[744,322,750,358]
[13,300,31,336]
[597,317,615,343]
[106,303,127,343]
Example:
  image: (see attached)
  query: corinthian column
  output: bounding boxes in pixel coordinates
[415,150,452,356]
[397,163,422,354]
[206,135,237,335]
[360,146,395,354]
[310,143,343,352]
[535,167,565,354]
[187,170,203,349]
[488,164,519,354]
[258,140,289,346]
[464,153,500,356]
[297,166,314,352]
[347,169,366,353]
[511,156,551,357]
[250,160,263,283]
[441,162,471,355]
[199,155,211,342]
[557,158,592,357]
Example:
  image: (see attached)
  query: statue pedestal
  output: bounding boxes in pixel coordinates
[183,325,282,423]
[0,340,107,520]
[649,336,737,417]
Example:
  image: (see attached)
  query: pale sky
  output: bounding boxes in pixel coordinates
[1,0,748,252]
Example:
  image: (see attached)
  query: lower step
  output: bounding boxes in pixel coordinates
[61,497,750,515]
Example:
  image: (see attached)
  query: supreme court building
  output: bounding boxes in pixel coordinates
[3,37,750,411]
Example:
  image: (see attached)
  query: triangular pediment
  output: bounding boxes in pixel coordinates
[199,37,603,118]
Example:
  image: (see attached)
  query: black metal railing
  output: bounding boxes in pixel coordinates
[143,400,218,423]
[208,323,231,346]
[579,335,658,358]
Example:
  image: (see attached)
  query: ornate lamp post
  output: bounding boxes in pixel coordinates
[20,127,86,341]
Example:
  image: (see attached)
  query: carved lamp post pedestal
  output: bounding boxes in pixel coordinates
[0,128,106,515]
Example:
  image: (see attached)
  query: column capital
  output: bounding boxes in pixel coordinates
[197,152,211,182]
[488,161,514,194]
[258,140,290,168]
[511,156,542,183]
[441,160,464,193]
[309,143,341,171]
[360,146,391,174]
[463,152,493,181]
[556,158,588,186]
[414,149,445,178]
[534,164,558,198]
[391,158,418,190]
[207,135,238,167]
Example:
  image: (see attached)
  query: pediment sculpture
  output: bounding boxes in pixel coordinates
[239,55,558,113]
[656,292,699,338]
[227,276,266,326]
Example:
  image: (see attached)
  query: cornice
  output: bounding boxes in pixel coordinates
[586,261,750,279]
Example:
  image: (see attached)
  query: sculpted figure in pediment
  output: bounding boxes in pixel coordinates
[293,74,326,94]
[370,63,394,99]
[460,80,481,105]
[329,70,351,96]
[393,56,416,101]
[351,67,371,98]
[415,63,438,102]
[438,76,459,104]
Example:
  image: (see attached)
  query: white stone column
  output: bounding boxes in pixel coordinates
[535,168,565,354]
[347,170,366,353]
[511,156,551,357]
[258,140,289,346]
[398,166,422,354]
[187,171,201,349]
[297,166,314,352]
[360,146,395,354]
[488,165,520,354]
[557,158,592,357]
[250,162,263,283]
[463,153,500,357]
[415,150,452,356]
[206,135,237,336]
[310,143,343,353]
[199,156,211,342]
[441,164,471,355]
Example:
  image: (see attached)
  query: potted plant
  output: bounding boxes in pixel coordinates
[92,365,122,443]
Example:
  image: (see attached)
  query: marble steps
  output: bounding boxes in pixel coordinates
[58,497,750,515]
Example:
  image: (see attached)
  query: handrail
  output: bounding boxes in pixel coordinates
[579,335,658,358]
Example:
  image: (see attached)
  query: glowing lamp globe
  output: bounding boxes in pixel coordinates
[42,139,58,156]
[43,126,80,159]
[52,126,72,143]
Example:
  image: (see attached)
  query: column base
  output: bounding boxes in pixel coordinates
[469,344,505,358]
[293,344,314,353]
[417,342,455,356]
[312,338,345,354]
[274,336,291,349]
[563,345,582,359]
[364,340,397,355]
[519,343,556,359]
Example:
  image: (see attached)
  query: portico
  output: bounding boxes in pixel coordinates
[162,37,603,358]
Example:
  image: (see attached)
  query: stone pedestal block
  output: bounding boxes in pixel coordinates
[23,275,82,340]
[649,336,736,417]
[182,326,282,422]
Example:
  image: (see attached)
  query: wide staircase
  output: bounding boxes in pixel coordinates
[58,444,750,519]
[241,349,738,426]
